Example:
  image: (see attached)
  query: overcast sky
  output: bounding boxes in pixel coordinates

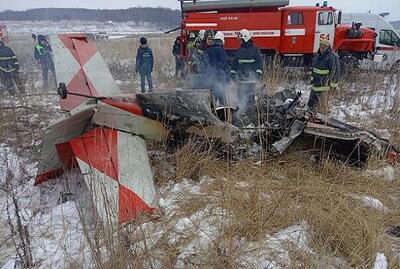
[0,0,399,20]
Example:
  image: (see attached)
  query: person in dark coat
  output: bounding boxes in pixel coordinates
[307,38,340,115]
[207,31,229,105]
[136,37,154,93]
[230,29,263,115]
[34,34,55,88]
[0,36,25,94]
[172,36,184,78]
[203,29,215,51]
[189,37,208,89]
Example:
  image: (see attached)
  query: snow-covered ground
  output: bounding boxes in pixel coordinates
[4,20,163,37]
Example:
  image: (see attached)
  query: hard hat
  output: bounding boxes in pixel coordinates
[199,29,206,40]
[140,37,147,45]
[319,38,330,47]
[214,31,225,44]
[237,29,251,42]
[204,29,215,40]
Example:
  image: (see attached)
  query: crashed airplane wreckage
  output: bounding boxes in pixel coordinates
[35,33,398,224]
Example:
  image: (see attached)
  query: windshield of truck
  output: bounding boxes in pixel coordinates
[318,12,334,25]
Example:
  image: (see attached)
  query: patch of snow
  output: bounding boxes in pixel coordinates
[372,252,388,269]
[367,166,397,182]
[0,143,93,269]
[351,194,390,212]
[238,222,310,268]
[174,206,227,268]
[5,20,162,35]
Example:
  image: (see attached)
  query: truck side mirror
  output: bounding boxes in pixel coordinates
[338,11,342,24]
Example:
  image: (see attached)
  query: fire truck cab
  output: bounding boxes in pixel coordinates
[180,0,375,66]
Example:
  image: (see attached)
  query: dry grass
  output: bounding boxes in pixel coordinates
[159,144,400,268]
[1,33,399,268]
[80,142,399,268]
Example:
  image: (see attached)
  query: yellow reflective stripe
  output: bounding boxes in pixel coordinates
[256,69,263,74]
[0,67,16,72]
[312,86,330,92]
[310,76,314,81]
[330,82,338,88]
[0,56,17,60]
[313,68,329,75]
[238,59,256,63]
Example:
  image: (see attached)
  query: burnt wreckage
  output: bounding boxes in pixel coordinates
[36,34,397,224]
[139,88,397,166]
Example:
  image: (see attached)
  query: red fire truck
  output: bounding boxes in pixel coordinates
[179,0,376,66]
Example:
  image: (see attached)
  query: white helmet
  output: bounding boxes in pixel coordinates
[238,29,251,42]
[199,29,206,40]
[214,31,225,44]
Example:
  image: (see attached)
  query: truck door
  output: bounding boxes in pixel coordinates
[377,29,400,69]
[313,11,335,52]
[281,11,306,53]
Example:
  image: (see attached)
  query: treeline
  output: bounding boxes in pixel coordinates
[0,7,181,28]
[390,20,400,30]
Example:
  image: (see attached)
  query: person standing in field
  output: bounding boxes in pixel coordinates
[34,34,55,88]
[307,38,340,115]
[136,37,154,93]
[0,36,25,94]
[172,36,184,78]
[230,29,263,116]
[207,31,229,105]
[189,37,208,89]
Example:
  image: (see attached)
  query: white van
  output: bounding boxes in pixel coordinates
[342,13,400,71]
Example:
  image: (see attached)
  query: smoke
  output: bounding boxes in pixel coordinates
[189,69,262,117]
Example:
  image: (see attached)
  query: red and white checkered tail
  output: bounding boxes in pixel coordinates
[50,33,122,111]
[70,127,158,224]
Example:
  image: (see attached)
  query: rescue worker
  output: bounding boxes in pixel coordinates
[34,34,55,88]
[307,38,340,115]
[0,36,25,94]
[186,32,197,75]
[207,31,229,105]
[135,37,154,93]
[187,32,196,56]
[230,29,263,115]
[203,29,215,50]
[189,37,208,89]
[198,30,206,45]
[172,36,184,78]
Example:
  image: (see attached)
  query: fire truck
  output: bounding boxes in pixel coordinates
[179,0,376,66]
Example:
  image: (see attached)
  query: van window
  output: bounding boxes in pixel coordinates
[379,29,400,46]
[318,12,333,25]
[288,12,303,25]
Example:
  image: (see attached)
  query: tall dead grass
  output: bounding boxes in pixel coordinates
[79,139,399,268]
